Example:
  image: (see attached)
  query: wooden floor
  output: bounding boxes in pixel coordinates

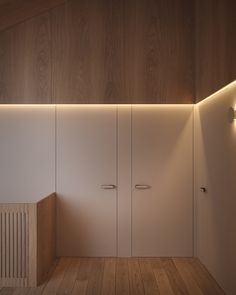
[0,257,224,295]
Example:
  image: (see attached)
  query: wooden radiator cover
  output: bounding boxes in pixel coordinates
[0,193,56,287]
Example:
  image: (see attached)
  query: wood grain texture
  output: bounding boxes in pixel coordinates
[195,0,236,102]
[36,193,56,286]
[116,258,130,295]
[125,0,195,103]
[52,0,125,103]
[86,258,104,295]
[0,12,51,103]
[101,258,116,295]
[52,0,195,104]
[128,258,144,295]
[42,258,71,295]
[0,258,225,295]
[2,0,235,103]
[0,0,66,32]
[0,194,56,288]
[161,258,188,295]
[28,204,37,287]
[139,258,160,294]
[173,258,203,295]
[0,204,28,288]
[57,258,79,294]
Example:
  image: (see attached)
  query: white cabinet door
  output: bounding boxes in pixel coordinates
[132,106,193,256]
[57,106,117,256]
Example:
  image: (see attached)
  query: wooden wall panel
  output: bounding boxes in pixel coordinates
[0,0,196,104]
[195,0,236,102]
[125,0,195,103]
[52,0,126,103]
[52,0,195,104]
[0,12,51,103]
[0,0,66,32]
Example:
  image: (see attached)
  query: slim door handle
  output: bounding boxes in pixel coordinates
[101,184,117,189]
[135,184,151,189]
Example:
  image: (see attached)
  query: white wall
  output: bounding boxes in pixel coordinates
[0,106,55,203]
[0,104,194,257]
[195,82,236,295]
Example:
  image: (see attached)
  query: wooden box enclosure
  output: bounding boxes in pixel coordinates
[0,193,56,287]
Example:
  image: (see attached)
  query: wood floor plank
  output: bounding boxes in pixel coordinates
[0,257,226,295]
[161,258,188,295]
[173,258,204,295]
[139,258,159,295]
[42,257,71,295]
[27,285,45,295]
[72,257,92,295]
[116,258,130,295]
[57,258,79,294]
[153,269,174,295]
[12,289,30,295]
[149,258,162,270]
[86,258,104,295]
[0,288,16,295]
[28,259,59,295]
[101,258,116,295]
[128,258,144,295]
[187,258,224,295]
[77,258,91,281]
[71,280,88,295]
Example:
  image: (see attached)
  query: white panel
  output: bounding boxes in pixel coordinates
[0,106,55,203]
[132,105,193,256]
[117,106,132,257]
[195,82,236,295]
[56,105,117,256]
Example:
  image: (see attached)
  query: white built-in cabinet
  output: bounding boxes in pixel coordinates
[57,105,193,257]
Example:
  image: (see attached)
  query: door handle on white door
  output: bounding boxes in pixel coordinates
[101,184,117,189]
[135,184,151,189]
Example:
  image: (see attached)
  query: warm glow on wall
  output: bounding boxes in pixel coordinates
[196,80,236,105]
[228,107,236,123]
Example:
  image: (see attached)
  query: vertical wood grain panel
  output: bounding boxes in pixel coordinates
[52,0,125,103]
[0,205,28,288]
[1,212,6,278]
[125,0,194,103]
[195,0,236,102]
[36,193,56,285]
[0,0,196,104]
[28,204,37,287]
[0,0,66,32]
[0,12,51,103]
[52,0,194,104]
[5,212,10,278]
[227,1,236,83]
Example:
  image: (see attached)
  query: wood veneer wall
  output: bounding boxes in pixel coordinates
[0,0,195,104]
[0,12,52,103]
[0,0,235,104]
[195,0,236,102]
